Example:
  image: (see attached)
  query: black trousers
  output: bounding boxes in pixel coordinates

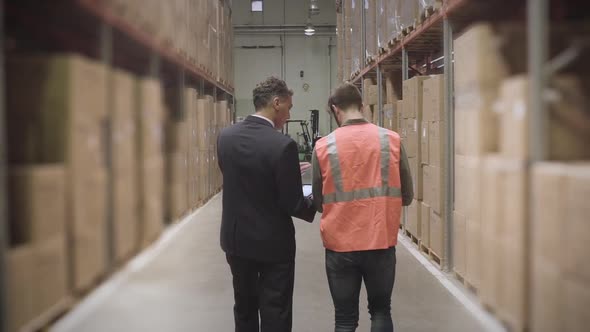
[226,254,295,332]
[325,246,397,332]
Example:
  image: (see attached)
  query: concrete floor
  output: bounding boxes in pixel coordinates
[52,194,494,332]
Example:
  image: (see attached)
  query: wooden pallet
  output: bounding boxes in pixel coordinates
[21,296,75,332]
[419,241,430,255]
[428,249,442,268]
[453,270,478,295]
[404,229,420,247]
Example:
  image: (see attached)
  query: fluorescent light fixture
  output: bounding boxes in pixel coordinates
[251,0,263,12]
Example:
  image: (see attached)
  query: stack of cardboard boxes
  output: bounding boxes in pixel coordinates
[103,0,234,87]
[453,24,507,303]
[6,54,109,329]
[455,23,590,331]
[7,166,68,332]
[421,74,446,260]
[197,96,214,201]
[111,69,139,262]
[531,162,590,332]
[165,88,191,223]
[136,78,166,248]
[400,76,429,245]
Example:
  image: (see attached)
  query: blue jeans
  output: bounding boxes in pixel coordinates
[325,246,396,332]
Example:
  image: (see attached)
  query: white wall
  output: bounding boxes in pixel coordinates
[233,0,337,136]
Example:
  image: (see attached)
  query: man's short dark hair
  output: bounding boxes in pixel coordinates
[328,83,363,112]
[253,76,294,110]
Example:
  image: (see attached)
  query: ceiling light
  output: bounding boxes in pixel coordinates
[304,22,315,36]
[310,0,320,16]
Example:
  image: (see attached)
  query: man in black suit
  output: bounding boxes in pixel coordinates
[217,77,316,332]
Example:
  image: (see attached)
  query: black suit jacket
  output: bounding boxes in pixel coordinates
[217,115,315,263]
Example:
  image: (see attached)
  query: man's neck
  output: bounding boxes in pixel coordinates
[255,109,274,122]
[253,109,275,127]
[341,110,365,124]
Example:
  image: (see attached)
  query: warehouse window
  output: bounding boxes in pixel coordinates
[251,0,263,12]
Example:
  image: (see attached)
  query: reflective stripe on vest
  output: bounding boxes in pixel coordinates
[323,126,401,204]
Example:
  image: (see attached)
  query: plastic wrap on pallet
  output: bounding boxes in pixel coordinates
[377,0,388,50]
[350,0,362,75]
[419,0,442,10]
[398,0,419,31]
[386,1,402,43]
[365,0,377,61]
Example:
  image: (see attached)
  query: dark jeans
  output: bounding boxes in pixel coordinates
[226,254,295,332]
[325,246,397,332]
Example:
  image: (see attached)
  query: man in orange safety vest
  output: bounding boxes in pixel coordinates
[311,83,414,332]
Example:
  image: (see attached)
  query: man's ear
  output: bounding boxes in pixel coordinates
[273,97,281,111]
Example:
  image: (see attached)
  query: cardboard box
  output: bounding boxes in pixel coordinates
[383,103,398,131]
[420,202,431,248]
[111,69,137,173]
[385,74,399,104]
[366,84,379,106]
[136,78,164,161]
[404,118,419,158]
[8,165,66,245]
[531,257,563,332]
[198,150,211,201]
[454,155,481,221]
[454,23,508,92]
[429,210,444,258]
[7,54,108,165]
[167,151,188,221]
[502,159,527,245]
[402,76,429,119]
[408,157,422,200]
[532,162,568,264]
[459,107,499,156]
[565,164,590,283]
[406,200,421,238]
[421,122,429,165]
[7,246,35,332]
[140,157,164,247]
[33,236,68,315]
[113,169,138,262]
[422,74,444,122]
[363,78,374,99]
[479,156,503,309]
[500,242,527,332]
[70,170,107,291]
[498,75,590,160]
[564,277,590,332]
[453,210,466,276]
[423,165,442,214]
[465,214,482,288]
[197,97,213,150]
[429,121,444,168]
[396,100,405,129]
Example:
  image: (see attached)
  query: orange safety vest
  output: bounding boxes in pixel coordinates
[315,122,402,252]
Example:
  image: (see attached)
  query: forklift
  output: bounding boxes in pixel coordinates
[283,110,320,161]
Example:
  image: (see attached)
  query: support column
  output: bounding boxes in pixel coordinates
[376,65,383,126]
[0,1,8,329]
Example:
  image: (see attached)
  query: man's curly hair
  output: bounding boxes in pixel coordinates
[252,76,293,110]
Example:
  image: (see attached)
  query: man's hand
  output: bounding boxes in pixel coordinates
[299,162,311,175]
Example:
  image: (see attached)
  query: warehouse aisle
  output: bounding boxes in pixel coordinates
[52,194,491,332]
